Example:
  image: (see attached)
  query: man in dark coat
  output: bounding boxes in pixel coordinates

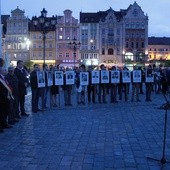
[14,60,29,116]
[30,64,40,113]
[5,66,19,124]
[0,67,13,132]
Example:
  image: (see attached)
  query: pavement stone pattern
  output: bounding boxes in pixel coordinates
[0,87,170,170]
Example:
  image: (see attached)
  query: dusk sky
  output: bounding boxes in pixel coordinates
[1,0,170,37]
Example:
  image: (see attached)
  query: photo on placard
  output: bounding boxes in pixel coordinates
[145,70,154,83]
[101,70,109,84]
[80,72,89,85]
[65,71,75,85]
[55,71,64,85]
[91,70,100,84]
[133,70,141,83]
[37,71,45,88]
[122,70,131,83]
[47,71,53,86]
[111,70,120,83]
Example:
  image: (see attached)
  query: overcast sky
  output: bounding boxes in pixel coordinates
[1,0,170,37]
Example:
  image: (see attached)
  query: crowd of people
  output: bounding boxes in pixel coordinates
[0,58,170,134]
[0,59,29,133]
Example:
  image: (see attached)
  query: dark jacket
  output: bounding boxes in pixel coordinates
[30,70,38,89]
[5,73,19,97]
[0,76,9,104]
[14,67,28,95]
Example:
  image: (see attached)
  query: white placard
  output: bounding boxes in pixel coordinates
[37,71,45,88]
[122,70,131,83]
[91,70,100,84]
[111,70,120,83]
[145,70,154,83]
[47,71,53,86]
[101,70,109,84]
[133,70,141,83]
[55,71,64,85]
[65,71,75,85]
[80,72,89,86]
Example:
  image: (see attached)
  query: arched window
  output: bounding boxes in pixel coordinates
[108,48,114,55]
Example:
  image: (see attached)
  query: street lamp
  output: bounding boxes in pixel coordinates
[90,39,94,67]
[32,8,56,65]
[69,38,81,70]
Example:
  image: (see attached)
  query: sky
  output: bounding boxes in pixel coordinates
[1,0,170,37]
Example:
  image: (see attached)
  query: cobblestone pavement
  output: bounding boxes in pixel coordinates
[0,89,170,170]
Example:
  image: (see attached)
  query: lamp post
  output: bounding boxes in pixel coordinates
[69,38,81,70]
[32,8,56,65]
[90,39,94,67]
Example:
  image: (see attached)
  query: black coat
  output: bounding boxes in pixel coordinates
[14,67,28,95]
[30,70,38,89]
[0,76,9,104]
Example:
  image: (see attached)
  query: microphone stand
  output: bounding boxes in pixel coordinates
[147,93,170,165]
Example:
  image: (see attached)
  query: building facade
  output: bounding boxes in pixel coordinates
[148,37,170,66]
[29,8,57,66]
[5,7,29,66]
[80,2,148,68]
[56,9,79,68]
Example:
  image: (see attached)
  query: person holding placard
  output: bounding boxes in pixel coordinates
[145,65,154,102]
[75,64,86,105]
[110,66,119,103]
[63,69,72,106]
[131,66,141,102]
[30,64,41,113]
[98,64,107,103]
[87,67,96,104]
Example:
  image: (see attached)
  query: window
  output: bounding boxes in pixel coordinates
[66,53,69,58]
[126,42,128,48]
[102,48,105,55]
[59,53,62,57]
[108,48,114,55]
[131,42,134,48]
[136,42,139,48]
[141,42,144,48]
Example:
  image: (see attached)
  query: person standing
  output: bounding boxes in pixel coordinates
[5,66,19,124]
[145,65,154,102]
[0,67,13,131]
[14,60,29,116]
[30,64,40,113]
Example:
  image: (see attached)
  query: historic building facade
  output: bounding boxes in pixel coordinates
[148,37,170,66]
[29,8,57,66]
[80,2,148,68]
[4,7,29,66]
[56,9,79,68]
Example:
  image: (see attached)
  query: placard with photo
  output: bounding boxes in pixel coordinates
[133,70,141,83]
[91,70,100,84]
[101,70,109,84]
[65,71,75,85]
[54,71,64,85]
[122,70,131,83]
[111,70,120,83]
[80,72,89,86]
[145,70,154,83]
[37,71,45,88]
[47,71,53,86]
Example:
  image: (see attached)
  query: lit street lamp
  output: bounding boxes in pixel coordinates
[69,38,81,70]
[32,8,56,65]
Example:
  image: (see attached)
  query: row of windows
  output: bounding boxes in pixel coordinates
[126,41,145,48]
[125,32,145,38]
[58,53,77,58]
[7,43,28,50]
[149,48,169,51]
[32,34,54,39]
[7,29,28,34]
[102,48,120,55]
[81,53,98,59]
[125,22,145,29]
[32,43,54,48]
[32,52,53,57]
